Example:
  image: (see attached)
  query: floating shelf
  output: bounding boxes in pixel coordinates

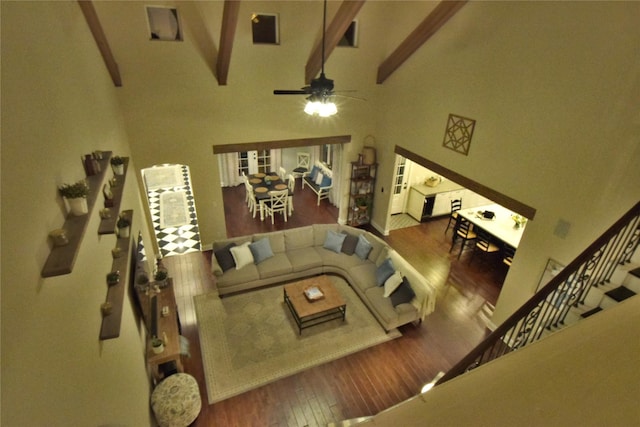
[100,209,133,340]
[41,152,112,278]
[98,157,130,235]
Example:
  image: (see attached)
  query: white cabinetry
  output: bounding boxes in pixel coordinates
[433,189,464,217]
[407,187,425,221]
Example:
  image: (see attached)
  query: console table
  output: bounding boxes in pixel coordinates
[136,279,182,380]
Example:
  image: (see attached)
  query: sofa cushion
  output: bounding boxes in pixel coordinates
[366,234,386,263]
[355,234,373,260]
[349,263,378,293]
[229,241,254,270]
[253,231,285,253]
[390,277,416,307]
[383,271,403,297]
[256,253,293,279]
[323,230,346,253]
[249,237,274,264]
[341,233,359,255]
[318,247,370,272]
[376,258,395,286]
[287,247,323,272]
[284,226,314,250]
[310,165,319,181]
[216,262,260,288]
[214,242,236,272]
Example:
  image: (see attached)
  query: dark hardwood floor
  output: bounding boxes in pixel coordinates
[167,178,507,427]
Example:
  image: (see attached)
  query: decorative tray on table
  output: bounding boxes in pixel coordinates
[304,286,324,301]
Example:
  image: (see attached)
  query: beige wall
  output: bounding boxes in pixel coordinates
[372,1,640,323]
[1,2,154,425]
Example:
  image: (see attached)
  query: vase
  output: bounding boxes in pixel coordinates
[117,226,130,239]
[67,197,88,216]
[112,164,124,175]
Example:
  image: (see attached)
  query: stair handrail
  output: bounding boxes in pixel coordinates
[437,200,640,385]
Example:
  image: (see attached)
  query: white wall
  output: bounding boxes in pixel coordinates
[1,2,154,425]
[373,1,640,323]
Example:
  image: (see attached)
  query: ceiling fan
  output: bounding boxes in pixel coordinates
[273,0,338,116]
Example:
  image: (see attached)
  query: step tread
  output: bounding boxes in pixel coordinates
[630,267,640,278]
[604,285,637,302]
[581,306,603,318]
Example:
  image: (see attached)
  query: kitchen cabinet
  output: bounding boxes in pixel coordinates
[407,187,427,221]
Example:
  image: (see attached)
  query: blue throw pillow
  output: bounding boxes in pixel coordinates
[249,237,274,264]
[323,230,346,253]
[390,277,416,307]
[309,166,319,181]
[320,174,332,188]
[355,234,373,260]
[376,258,395,286]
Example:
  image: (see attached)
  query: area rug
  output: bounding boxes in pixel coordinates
[194,275,401,403]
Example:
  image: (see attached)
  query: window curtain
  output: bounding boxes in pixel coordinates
[328,144,341,208]
[217,153,241,187]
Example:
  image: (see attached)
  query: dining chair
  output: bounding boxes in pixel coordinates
[444,198,462,234]
[246,186,262,219]
[502,244,516,267]
[291,152,311,187]
[278,166,287,182]
[449,216,477,259]
[242,174,252,207]
[263,189,288,224]
[470,228,500,265]
[287,174,295,215]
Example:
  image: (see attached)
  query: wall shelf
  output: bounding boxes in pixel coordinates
[100,209,133,340]
[98,157,130,235]
[41,151,112,278]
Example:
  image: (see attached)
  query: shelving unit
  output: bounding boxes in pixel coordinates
[347,162,377,227]
[100,209,133,340]
[41,152,112,278]
[98,157,130,234]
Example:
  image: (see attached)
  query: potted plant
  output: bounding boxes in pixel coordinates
[110,156,125,175]
[58,180,90,216]
[154,268,169,288]
[151,337,164,354]
[106,270,120,286]
[116,216,130,238]
[134,271,150,292]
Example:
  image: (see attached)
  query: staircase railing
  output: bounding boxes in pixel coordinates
[437,201,640,385]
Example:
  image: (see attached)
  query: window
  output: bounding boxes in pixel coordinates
[321,144,333,169]
[146,6,182,41]
[338,21,358,47]
[251,13,279,45]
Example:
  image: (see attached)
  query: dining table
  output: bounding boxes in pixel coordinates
[457,203,525,249]
[249,173,293,221]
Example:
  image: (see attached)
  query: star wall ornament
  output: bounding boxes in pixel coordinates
[442,114,476,156]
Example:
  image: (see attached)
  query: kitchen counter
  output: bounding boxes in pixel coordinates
[411,181,464,196]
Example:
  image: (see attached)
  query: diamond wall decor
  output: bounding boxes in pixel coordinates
[442,114,476,156]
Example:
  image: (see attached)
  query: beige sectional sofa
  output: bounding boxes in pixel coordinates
[210,224,437,331]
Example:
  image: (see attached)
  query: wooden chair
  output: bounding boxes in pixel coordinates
[502,244,516,267]
[292,152,311,184]
[449,216,477,259]
[287,174,295,215]
[263,189,288,224]
[278,166,287,182]
[470,228,500,265]
[246,186,262,219]
[444,198,462,234]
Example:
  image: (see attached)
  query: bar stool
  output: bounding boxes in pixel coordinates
[444,199,462,234]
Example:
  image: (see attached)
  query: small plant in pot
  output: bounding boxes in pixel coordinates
[58,180,90,216]
[106,270,120,286]
[154,268,169,288]
[151,337,164,354]
[116,216,131,238]
[110,156,125,175]
[134,272,150,292]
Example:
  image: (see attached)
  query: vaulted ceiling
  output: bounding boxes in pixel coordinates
[80,0,467,89]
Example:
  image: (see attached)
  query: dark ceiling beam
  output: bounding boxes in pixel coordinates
[376,0,467,84]
[213,135,352,154]
[77,1,122,87]
[217,0,241,86]
[305,0,366,83]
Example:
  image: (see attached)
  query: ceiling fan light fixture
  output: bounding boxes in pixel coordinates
[305,96,337,117]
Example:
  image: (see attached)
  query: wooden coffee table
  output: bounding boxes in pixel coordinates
[283,275,346,334]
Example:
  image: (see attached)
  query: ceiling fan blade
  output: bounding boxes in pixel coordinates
[273,90,309,95]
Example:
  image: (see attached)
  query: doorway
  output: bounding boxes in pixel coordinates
[390,155,410,215]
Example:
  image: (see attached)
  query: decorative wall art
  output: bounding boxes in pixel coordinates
[442,114,476,156]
